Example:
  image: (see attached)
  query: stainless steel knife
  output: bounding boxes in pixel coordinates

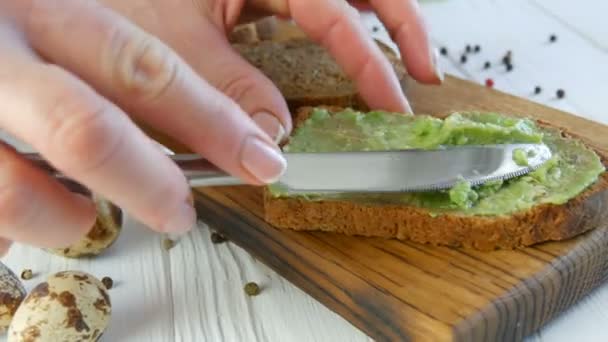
[23,143,552,193]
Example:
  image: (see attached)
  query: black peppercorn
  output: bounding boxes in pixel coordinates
[506,63,513,72]
[102,276,114,290]
[440,47,448,56]
[483,61,491,69]
[372,26,379,33]
[465,44,472,53]
[211,232,227,244]
[474,45,481,53]
[460,54,467,64]
[556,89,565,98]
[549,34,557,43]
[534,86,542,94]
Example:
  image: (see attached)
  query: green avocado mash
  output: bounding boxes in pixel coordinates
[270,108,605,217]
[512,148,529,166]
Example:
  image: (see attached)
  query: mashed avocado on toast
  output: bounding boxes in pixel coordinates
[269,108,605,216]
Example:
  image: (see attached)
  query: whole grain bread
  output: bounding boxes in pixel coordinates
[263,107,608,250]
[233,38,407,112]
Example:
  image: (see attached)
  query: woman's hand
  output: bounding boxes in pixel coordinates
[0,0,440,254]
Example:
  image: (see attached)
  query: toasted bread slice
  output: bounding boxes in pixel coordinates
[233,36,407,112]
[263,107,608,250]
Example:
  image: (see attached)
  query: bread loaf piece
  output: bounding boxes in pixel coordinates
[263,107,608,250]
[233,27,407,112]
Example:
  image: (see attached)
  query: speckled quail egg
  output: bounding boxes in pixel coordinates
[0,262,26,333]
[8,271,111,341]
[47,190,122,258]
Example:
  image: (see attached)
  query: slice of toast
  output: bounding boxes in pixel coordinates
[263,107,608,250]
[233,37,408,112]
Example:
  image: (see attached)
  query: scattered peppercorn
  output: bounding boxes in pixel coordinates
[483,61,491,69]
[439,47,448,56]
[474,45,481,53]
[372,26,379,33]
[211,232,227,244]
[485,79,494,88]
[162,238,176,251]
[20,269,33,280]
[549,34,557,43]
[460,54,467,64]
[244,282,261,296]
[101,276,114,290]
[534,86,542,94]
[506,63,513,72]
[465,44,472,53]
[556,89,565,99]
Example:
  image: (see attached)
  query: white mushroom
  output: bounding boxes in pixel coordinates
[0,262,26,333]
[8,271,111,342]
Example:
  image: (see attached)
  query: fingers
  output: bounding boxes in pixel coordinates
[281,0,412,112]
[0,21,196,236]
[25,0,286,184]
[0,238,11,257]
[0,143,96,248]
[186,22,291,143]
[369,0,442,84]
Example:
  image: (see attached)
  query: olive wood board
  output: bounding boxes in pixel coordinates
[155,75,608,341]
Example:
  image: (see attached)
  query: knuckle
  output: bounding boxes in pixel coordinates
[218,73,258,103]
[106,27,179,103]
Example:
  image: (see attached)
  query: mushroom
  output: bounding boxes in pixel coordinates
[8,271,111,341]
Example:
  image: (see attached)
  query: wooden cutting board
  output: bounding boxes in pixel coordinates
[168,76,607,342]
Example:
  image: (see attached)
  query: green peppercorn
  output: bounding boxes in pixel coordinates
[20,269,33,280]
[244,282,261,296]
[162,238,176,251]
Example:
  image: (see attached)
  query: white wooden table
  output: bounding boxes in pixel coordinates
[2,0,608,340]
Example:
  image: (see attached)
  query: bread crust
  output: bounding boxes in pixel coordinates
[263,107,608,250]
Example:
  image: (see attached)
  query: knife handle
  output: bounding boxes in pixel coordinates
[22,153,244,188]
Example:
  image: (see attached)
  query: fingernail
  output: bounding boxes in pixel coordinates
[163,200,197,235]
[252,112,286,144]
[241,135,287,183]
[404,101,414,114]
[431,47,444,83]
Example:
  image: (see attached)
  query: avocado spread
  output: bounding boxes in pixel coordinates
[270,108,605,216]
[512,148,529,166]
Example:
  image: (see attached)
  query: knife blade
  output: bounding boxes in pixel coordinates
[22,143,552,193]
[277,143,552,194]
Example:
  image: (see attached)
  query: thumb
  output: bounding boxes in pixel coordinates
[184,23,292,143]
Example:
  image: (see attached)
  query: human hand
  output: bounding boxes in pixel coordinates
[0,0,288,254]
[0,0,440,254]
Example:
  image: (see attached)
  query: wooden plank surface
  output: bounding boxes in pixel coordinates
[190,73,608,341]
[2,0,608,341]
